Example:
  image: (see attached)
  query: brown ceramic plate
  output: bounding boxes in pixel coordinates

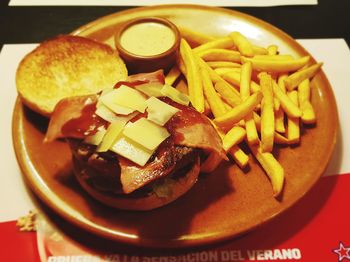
[13,5,338,248]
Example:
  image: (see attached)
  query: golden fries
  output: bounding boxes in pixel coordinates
[180,39,205,113]
[178,26,214,45]
[249,143,284,197]
[240,62,259,145]
[272,80,302,118]
[222,126,246,151]
[241,56,310,73]
[198,59,242,107]
[194,36,234,53]
[287,91,300,144]
[207,61,241,69]
[222,71,261,94]
[259,73,275,152]
[229,32,254,57]
[215,67,241,76]
[267,45,278,55]
[229,145,249,169]
[298,79,316,124]
[171,29,322,197]
[284,62,323,91]
[197,48,241,62]
[198,57,227,118]
[214,92,262,130]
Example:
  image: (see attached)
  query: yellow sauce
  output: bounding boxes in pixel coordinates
[120,22,176,57]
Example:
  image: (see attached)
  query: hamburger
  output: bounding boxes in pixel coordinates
[45,70,227,210]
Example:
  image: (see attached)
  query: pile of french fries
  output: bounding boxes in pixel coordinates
[165,29,322,197]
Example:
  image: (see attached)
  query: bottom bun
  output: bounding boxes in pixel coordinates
[73,156,200,211]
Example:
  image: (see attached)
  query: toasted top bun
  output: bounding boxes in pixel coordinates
[16,35,128,117]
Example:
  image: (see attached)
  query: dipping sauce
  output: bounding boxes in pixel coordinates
[120,22,176,57]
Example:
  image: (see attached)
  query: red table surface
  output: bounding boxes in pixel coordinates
[1,173,349,262]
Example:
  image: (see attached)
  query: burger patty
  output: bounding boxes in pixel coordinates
[68,138,199,195]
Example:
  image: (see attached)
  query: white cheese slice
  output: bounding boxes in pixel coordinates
[123,118,170,150]
[134,82,164,97]
[84,127,107,146]
[161,84,190,106]
[110,135,155,166]
[109,85,147,113]
[99,91,135,115]
[145,97,179,126]
[95,104,121,123]
[97,121,126,152]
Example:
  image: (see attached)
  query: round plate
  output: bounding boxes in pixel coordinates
[13,5,338,248]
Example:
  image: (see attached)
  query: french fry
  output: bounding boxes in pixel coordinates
[253,54,294,60]
[215,67,241,76]
[180,39,205,113]
[267,45,278,55]
[259,73,275,152]
[197,48,241,62]
[249,143,284,197]
[193,36,234,53]
[198,57,227,118]
[274,97,281,112]
[272,81,302,118]
[197,59,242,107]
[207,61,241,69]
[240,62,252,100]
[229,145,249,169]
[287,91,300,144]
[178,26,214,45]
[222,71,261,93]
[213,92,262,130]
[222,126,246,151]
[229,31,254,57]
[284,62,323,91]
[298,79,316,124]
[252,45,268,55]
[165,65,181,85]
[275,107,285,133]
[241,56,310,73]
[241,62,259,145]
[277,74,288,92]
[253,112,288,144]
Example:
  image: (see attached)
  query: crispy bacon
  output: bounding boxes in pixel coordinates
[126,69,165,84]
[119,139,197,194]
[44,95,107,142]
[163,98,228,160]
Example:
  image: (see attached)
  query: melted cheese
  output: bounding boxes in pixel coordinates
[97,121,126,152]
[134,82,164,97]
[99,91,135,115]
[146,96,179,126]
[161,84,190,106]
[123,118,170,150]
[110,135,155,166]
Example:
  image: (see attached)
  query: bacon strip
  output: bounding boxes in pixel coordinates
[163,98,228,160]
[44,94,102,142]
[127,69,165,84]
